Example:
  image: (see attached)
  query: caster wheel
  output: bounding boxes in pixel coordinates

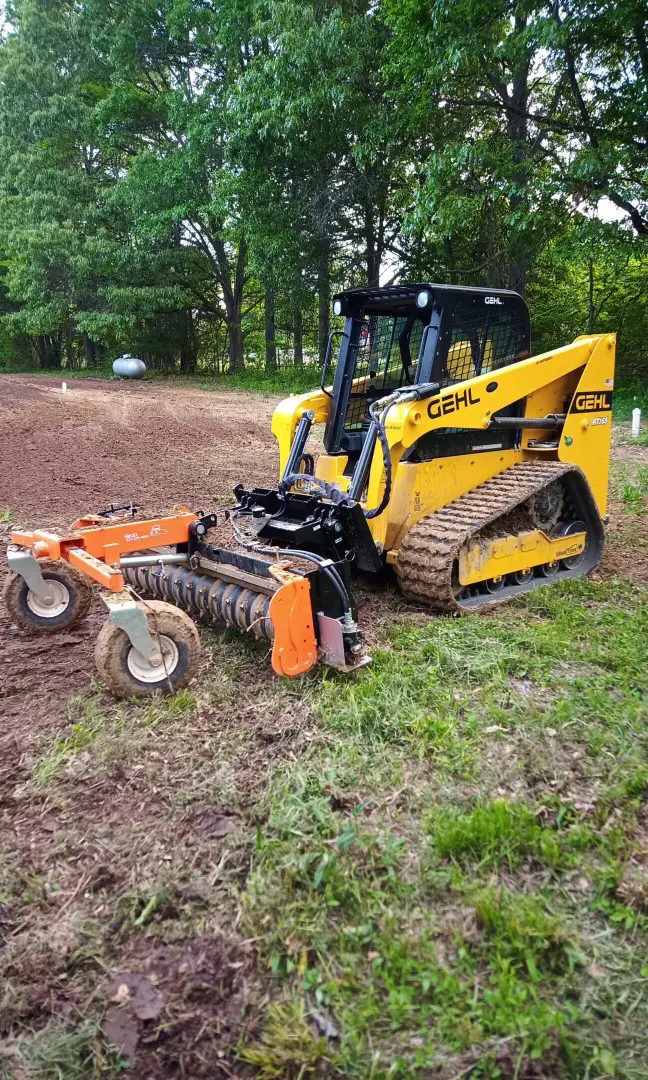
[95,600,201,699]
[2,558,93,633]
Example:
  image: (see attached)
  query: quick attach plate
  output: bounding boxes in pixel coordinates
[234,486,382,572]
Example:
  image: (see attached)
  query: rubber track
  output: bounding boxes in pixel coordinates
[395,461,602,614]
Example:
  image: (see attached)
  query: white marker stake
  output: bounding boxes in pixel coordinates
[631,408,641,438]
[62,381,67,393]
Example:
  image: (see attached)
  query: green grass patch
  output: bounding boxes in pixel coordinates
[612,460,648,514]
[4,1021,128,1079]
[32,688,196,783]
[0,363,116,379]
[240,1000,331,1077]
[426,799,570,870]
[240,579,648,1076]
[612,384,648,421]
[33,696,110,783]
[474,887,578,979]
[195,364,318,396]
[0,360,318,397]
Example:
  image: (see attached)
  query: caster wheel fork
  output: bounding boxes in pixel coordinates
[3,554,93,632]
[95,597,201,699]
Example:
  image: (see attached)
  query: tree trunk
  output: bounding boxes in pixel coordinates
[228,314,244,373]
[293,308,303,366]
[443,237,456,283]
[13,334,32,366]
[222,285,245,374]
[634,5,648,84]
[265,289,277,372]
[212,236,247,373]
[64,326,75,369]
[587,260,595,333]
[179,308,197,374]
[365,204,379,285]
[82,331,96,368]
[506,16,530,295]
[35,333,61,369]
[227,240,247,373]
[317,243,330,367]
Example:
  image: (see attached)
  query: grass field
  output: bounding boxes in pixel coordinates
[243,578,648,1078]
[3,577,648,1078]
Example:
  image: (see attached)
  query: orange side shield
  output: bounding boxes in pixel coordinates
[268,577,318,677]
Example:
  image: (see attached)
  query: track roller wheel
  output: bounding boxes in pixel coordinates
[560,520,589,570]
[2,558,93,633]
[483,576,505,594]
[95,600,201,699]
[512,567,534,586]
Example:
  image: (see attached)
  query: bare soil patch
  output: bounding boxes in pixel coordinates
[0,375,278,719]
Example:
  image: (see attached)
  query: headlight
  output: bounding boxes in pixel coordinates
[332,299,343,316]
[416,290,430,309]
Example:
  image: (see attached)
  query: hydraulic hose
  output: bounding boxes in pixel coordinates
[278,472,354,506]
[362,381,439,519]
[364,398,396,520]
[230,515,352,613]
[281,398,394,520]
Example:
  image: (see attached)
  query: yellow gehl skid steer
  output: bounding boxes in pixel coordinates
[4,283,614,697]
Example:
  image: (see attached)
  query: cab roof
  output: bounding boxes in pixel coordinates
[332,282,528,318]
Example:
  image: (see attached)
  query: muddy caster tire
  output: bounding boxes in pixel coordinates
[2,558,93,633]
[95,600,201,699]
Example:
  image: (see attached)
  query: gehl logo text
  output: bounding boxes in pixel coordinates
[427,386,481,419]
[571,391,613,414]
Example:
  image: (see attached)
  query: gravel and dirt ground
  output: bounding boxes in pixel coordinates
[1,373,647,1079]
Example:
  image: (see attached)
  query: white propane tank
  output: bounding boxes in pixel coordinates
[113,353,147,379]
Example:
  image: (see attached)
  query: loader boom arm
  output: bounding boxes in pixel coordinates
[365,333,616,535]
[271,387,331,477]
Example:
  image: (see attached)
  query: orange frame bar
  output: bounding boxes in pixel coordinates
[10,510,198,592]
[67,547,125,591]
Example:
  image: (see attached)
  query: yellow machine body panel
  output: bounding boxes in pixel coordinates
[272,332,615,556]
[457,529,586,586]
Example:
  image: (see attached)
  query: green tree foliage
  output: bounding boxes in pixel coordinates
[0,0,645,378]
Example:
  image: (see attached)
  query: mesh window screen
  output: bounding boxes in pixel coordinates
[440,306,528,389]
[345,315,425,430]
[414,301,529,462]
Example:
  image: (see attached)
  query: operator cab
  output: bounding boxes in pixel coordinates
[324,283,530,464]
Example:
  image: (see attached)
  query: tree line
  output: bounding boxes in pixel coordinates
[0,0,646,382]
